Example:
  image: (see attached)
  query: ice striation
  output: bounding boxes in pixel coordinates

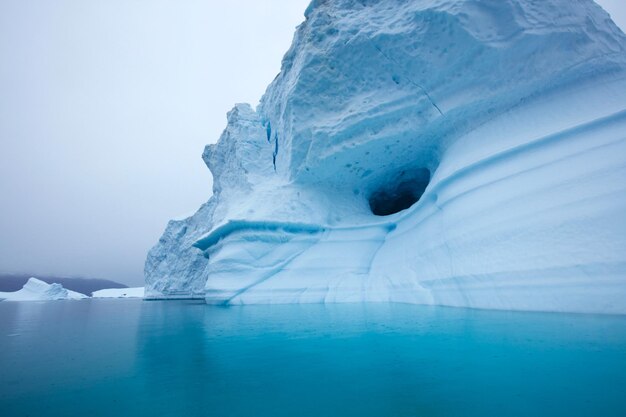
[145,0,626,314]
[0,278,88,301]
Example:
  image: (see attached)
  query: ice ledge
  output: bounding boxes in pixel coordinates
[193,220,327,252]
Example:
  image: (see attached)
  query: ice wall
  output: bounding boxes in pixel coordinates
[145,0,626,314]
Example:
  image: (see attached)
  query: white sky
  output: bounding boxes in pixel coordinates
[0,0,624,286]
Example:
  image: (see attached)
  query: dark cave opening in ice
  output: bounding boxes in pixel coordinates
[369,168,430,216]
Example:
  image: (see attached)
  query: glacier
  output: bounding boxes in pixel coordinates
[145,0,626,314]
[0,278,88,302]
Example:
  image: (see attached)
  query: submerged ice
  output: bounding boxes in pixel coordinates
[145,0,626,314]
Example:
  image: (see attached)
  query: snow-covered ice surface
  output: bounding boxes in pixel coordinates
[145,0,626,314]
[92,287,145,299]
[0,278,88,301]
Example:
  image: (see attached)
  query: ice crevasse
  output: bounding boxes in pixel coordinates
[145,0,626,314]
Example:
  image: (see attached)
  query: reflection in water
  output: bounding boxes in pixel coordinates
[135,300,214,416]
[1,300,626,417]
[0,300,141,400]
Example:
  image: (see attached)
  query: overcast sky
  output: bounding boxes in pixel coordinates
[0,1,624,286]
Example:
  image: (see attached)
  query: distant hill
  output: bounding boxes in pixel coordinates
[0,273,128,296]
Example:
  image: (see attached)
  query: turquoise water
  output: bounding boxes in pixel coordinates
[1,300,626,417]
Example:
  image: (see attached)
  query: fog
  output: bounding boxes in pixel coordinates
[0,0,623,286]
[0,0,309,285]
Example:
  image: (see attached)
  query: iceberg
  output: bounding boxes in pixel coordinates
[145,0,626,314]
[0,278,88,301]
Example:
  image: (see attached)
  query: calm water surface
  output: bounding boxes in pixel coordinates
[1,300,625,417]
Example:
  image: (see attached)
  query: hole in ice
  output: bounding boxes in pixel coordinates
[368,168,430,216]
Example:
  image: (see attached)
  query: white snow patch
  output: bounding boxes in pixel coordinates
[92,287,145,299]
